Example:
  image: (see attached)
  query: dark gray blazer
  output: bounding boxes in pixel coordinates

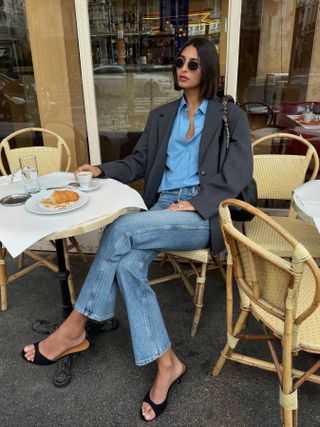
[99,96,252,253]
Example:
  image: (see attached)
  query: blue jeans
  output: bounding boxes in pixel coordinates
[74,186,210,365]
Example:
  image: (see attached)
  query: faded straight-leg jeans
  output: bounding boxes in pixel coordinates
[75,186,210,365]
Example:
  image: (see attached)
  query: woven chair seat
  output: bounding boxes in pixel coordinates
[165,248,211,264]
[245,216,320,258]
[245,133,320,261]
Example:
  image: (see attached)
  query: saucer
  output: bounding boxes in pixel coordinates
[78,179,102,192]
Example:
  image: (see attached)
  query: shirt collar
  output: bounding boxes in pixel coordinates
[179,97,208,115]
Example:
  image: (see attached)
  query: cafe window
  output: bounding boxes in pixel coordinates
[88,0,228,163]
[0,0,40,138]
[237,0,320,137]
[0,1,88,171]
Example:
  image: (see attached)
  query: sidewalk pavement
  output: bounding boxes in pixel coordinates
[0,254,319,427]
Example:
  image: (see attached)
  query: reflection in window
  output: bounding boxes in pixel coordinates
[89,0,225,145]
[238,0,319,117]
[0,0,39,135]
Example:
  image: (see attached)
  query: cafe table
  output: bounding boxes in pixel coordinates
[286,115,320,138]
[293,180,320,231]
[0,171,147,385]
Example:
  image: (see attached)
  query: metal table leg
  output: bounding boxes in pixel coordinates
[55,238,72,318]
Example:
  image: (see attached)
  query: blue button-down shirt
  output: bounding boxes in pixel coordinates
[158,97,208,192]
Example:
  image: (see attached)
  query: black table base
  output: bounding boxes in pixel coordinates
[31,238,119,387]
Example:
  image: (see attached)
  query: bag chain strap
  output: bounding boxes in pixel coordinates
[222,96,230,150]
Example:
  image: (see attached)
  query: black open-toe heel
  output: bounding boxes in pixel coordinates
[21,339,90,366]
[140,364,187,422]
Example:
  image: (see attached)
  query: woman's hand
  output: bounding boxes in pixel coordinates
[166,201,195,211]
[75,164,103,177]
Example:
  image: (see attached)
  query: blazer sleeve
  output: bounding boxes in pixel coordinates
[97,110,154,183]
[190,107,253,220]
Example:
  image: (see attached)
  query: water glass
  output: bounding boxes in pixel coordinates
[19,155,41,194]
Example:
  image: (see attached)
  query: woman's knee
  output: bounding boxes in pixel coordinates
[117,251,138,274]
[101,212,144,241]
[116,249,157,282]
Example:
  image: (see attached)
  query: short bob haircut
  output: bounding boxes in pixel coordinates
[173,37,220,99]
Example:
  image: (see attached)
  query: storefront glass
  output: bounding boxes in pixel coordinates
[0,1,89,172]
[0,0,39,138]
[238,0,320,135]
[88,0,226,162]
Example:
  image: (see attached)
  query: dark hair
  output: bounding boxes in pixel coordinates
[173,37,220,99]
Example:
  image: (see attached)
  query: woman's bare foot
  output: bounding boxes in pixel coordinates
[23,310,87,362]
[141,349,186,421]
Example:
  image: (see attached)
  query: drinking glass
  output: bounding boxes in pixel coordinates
[19,155,41,194]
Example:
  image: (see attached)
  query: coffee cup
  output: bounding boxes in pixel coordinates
[76,171,92,189]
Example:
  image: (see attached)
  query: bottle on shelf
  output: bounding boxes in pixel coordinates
[303,105,313,123]
[126,37,134,64]
[146,49,152,64]
[116,23,126,65]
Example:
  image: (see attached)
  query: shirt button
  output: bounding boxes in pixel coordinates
[200,170,206,176]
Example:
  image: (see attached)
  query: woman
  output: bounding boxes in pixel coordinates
[22,37,252,421]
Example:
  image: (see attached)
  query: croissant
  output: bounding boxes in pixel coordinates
[50,190,79,204]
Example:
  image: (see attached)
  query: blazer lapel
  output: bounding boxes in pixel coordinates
[156,98,180,162]
[199,98,223,164]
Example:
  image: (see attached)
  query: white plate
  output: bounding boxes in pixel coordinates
[25,190,88,215]
[77,179,102,192]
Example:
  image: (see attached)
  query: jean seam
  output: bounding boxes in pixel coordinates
[124,224,210,239]
[82,234,128,315]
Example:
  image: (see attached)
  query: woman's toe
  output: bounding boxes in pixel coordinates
[142,403,156,421]
[23,345,35,361]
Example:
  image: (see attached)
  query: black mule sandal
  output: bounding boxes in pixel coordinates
[140,364,187,422]
[21,339,90,366]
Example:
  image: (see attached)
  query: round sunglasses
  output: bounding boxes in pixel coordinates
[174,57,200,71]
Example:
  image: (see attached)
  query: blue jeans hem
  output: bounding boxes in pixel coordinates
[135,342,172,366]
[74,304,115,322]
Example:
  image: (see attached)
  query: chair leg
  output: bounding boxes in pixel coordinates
[18,252,25,269]
[282,410,294,427]
[191,262,207,337]
[209,255,226,280]
[280,310,296,427]
[63,239,76,305]
[68,236,88,263]
[0,255,8,311]
[212,309,250,376]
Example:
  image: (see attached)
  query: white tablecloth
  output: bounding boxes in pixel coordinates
[293,180,320,231]
[0,172,147,258]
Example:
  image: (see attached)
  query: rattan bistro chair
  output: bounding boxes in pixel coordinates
[0,127,86,310]
[239,102,274,129]
[0,127,72,175]
[244,133,320,259]
[149,249,225,337]
[212,199,320,427]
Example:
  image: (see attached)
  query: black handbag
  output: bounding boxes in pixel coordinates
[220,95,257,221]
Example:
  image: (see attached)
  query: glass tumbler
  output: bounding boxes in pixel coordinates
[19,155,41,194]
